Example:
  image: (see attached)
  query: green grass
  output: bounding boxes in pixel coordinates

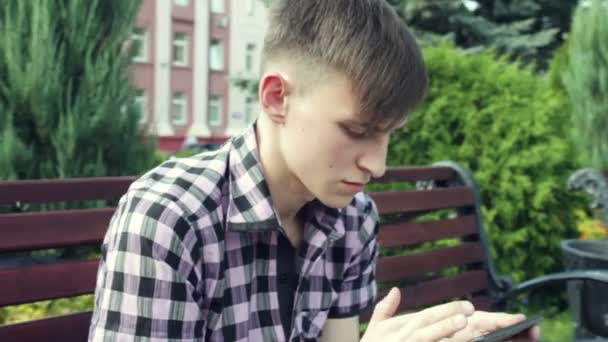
[538,310,574,342]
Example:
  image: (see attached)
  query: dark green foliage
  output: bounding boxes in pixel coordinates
[388,43,582,282]
[0,0,156,181]
[391,0,577,70]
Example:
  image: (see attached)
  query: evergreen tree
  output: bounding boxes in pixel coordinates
[391,0,577,69]
[0,0,156,181]
[562,0,608,168]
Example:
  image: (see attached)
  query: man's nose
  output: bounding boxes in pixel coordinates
[357,137,388,179]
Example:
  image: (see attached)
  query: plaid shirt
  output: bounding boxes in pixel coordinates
[88,123,379,342]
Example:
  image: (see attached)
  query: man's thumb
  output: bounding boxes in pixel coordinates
[369,287,401,326]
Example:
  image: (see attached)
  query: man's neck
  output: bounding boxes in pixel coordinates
[256,118,312,236]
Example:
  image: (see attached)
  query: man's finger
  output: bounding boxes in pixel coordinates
[400,313,469,342]
[380,300,474,333]
[469,311,525,332]
[530,325,541,340]
[368,287,401,327]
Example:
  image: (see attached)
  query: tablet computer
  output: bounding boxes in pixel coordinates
[471,315,543,342]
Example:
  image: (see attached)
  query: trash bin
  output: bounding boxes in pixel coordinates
[561,239,608,340]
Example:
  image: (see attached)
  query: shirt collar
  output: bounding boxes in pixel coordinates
[225,121,279,232]
[225,122,345,241]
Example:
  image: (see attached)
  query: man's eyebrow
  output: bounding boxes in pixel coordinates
[341,116,408,132]
[340,115,365,123]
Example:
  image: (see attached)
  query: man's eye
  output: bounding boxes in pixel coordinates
[345,127,369,138]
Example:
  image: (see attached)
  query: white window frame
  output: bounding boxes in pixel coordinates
[131,27,148,63]
[209,40,224,71]
[245,43,256,72]
[171,92,188,126]
[211,0,225,13]
[247,0,256,16]
[134,89,147,123]
[244,97,254,123]
[208,96,223,127]
[173,32,189,66]
[173,0,189,6]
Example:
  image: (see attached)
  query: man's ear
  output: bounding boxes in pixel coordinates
[259,74,289,124]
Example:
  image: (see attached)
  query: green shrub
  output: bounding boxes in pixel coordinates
[388,43,582,283]
[0,295,94,326]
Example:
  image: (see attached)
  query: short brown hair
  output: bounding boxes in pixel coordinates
[262,0,428,129]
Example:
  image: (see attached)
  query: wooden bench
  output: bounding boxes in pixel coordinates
[359,162,608,323]
[1,162,607,341]
[0,177,136,341]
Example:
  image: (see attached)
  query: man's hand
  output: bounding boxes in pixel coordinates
[360,287,540,342]
[451,311,540,341]
[361,287,473,341]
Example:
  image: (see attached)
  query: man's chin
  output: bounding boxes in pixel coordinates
[315,193,356,209]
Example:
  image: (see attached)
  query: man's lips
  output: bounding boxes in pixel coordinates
[344,181,366,185]
[342,181,368,187]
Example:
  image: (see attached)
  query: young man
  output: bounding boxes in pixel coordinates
[88,0,540,341]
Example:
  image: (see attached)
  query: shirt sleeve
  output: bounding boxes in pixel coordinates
[88,191,205,341]
[328,195,379,319]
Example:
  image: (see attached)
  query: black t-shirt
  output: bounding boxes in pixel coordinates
[277,233,299,339]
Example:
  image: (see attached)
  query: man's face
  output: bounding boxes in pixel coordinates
[278,72,400,208]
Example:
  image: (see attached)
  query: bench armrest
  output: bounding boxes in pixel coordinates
[495,270,608,308]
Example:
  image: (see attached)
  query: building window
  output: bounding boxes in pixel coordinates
[171,92,188,125]
[173,32,188,66]
[245,43,256,72]
[130,27,147,62]
[211,0,225,13]
[209,40,224,71]
[247,0,256,15]
[244,97,255,123]
[173,0,189,6]
[208,96,223,127]
[134,89,146,123]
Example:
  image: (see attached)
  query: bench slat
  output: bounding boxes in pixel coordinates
[0,311,92,342]
[361,270,489,322]
[471,295,494,311]
[370,187,475,215]
[0,177,135,205]
[0,208,113,253]
[0,260,98,307]
[378,215,477,248]
[397,269,489,311]
[377,242,484,282]
[375,166,457,183]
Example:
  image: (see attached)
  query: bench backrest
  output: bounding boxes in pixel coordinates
[0,163,501,340]
[359,162,502,322]
[0,177,136,342]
